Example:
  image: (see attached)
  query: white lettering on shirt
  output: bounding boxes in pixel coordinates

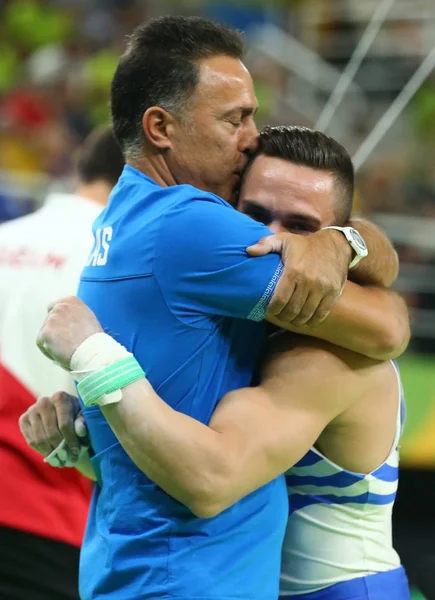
[87,227,113,267]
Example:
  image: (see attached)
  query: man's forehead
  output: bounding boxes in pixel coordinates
[196,56,256,105]
[240,156,336,222]
[198,55,251,82]
[244,156,335,196]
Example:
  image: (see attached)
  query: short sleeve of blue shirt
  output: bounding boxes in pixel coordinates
[154,195,283,325]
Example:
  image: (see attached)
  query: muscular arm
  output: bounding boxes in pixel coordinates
[101,338,378,518]
[260,219,408,360]
[271,283,410,361]
[347,217,399,288]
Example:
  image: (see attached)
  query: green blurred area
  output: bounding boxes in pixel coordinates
[411,587,427,600]
[397,355,435,468]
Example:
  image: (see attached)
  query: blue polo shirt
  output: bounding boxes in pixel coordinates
[77,166,288,600]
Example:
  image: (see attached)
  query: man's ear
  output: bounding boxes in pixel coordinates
[142,107,176,150]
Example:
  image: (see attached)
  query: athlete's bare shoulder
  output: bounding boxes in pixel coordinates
[263,330,399,475]
[263,328,380,383]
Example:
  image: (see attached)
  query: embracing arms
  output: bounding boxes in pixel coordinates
[98,338,380,517]
[23,297,390,517]
[157,201,409,361]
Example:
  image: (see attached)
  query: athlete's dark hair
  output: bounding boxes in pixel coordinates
[257,126,355,224]
[76,127,125,188]
[111,16,245,157]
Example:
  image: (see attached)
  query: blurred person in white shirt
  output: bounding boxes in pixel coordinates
[0,127,124,600]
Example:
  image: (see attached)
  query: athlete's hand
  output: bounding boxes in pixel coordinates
[247,230,352,326]
[19,392,88,462]
[37,296,103,370]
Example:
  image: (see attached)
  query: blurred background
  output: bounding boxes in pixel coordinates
[0,0,434,598]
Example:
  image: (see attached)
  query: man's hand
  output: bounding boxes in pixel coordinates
[37,296,103,370]
[247,229,352,326]
[19,392,87,461]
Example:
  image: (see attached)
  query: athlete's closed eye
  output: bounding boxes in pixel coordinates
[242,202,273,226]
[284,221,317,235]
[242,202,321,234]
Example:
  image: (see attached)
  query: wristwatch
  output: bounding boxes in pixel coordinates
[322,226,368,269]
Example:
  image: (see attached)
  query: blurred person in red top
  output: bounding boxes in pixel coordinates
[0,127,124,600]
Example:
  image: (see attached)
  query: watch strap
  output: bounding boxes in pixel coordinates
[322,226,367,269]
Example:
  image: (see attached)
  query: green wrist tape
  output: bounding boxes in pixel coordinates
[77,356,145,408]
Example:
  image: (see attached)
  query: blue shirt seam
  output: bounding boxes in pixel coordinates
[247,261,284,321]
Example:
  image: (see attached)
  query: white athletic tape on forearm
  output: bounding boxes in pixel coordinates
[70,333,131,377]
[70,333,145,407]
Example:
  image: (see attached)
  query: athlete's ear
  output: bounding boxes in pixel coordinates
[142,107,176,150]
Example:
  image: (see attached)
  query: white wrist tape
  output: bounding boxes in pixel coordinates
[70,333,145,407]
[70,333,131,376]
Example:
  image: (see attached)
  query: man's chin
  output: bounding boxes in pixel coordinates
[227,181,242,207]
[227,190,239,207]
[215,189,237,206]
[208,182,239,206]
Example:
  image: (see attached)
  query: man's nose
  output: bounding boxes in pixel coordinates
[240,119,259,155]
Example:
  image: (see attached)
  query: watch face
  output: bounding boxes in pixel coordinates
[349,228,367,251]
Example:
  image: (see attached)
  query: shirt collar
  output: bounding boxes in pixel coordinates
[122,165,161,187]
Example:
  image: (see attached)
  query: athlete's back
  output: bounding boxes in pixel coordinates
[280,356,410,599]
[78,166,288,600]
